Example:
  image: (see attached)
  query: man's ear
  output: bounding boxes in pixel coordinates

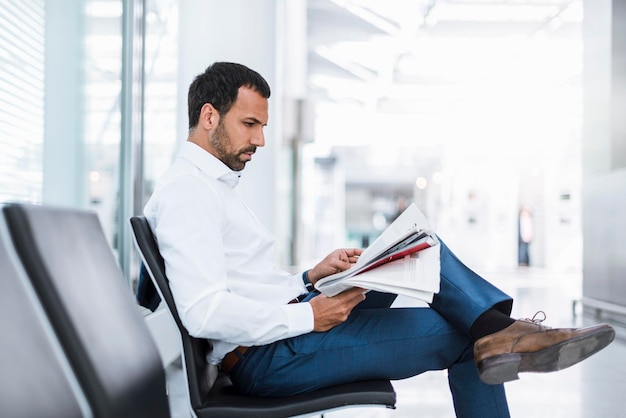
[199,103,219,130]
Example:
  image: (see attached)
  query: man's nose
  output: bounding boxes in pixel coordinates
[251,130,265,147]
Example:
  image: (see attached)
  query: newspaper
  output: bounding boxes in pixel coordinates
[314,203,441,302]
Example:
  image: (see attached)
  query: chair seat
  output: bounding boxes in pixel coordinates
[198,372,395,418]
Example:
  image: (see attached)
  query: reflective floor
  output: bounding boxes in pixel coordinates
[166,267,626,418]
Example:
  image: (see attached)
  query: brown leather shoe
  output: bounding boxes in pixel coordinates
[474,312,615,385]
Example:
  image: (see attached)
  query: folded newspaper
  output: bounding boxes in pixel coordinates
[314,203,441,303]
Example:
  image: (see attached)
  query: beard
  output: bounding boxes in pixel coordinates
[211,120,256,171]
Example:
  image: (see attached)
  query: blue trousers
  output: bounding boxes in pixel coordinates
[229,239,513,418]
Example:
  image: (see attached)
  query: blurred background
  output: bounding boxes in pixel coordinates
[0,0,588,272]
[302,0,583,273]
[2,3,626,409]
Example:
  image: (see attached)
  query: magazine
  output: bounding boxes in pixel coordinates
[314,203,441,302]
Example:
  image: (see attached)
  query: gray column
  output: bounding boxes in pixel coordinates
[611,0,626,168]
[582,0,626,311]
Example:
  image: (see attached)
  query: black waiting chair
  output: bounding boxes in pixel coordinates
[3,204,170,418]
[0,221,88,418]
[129,215,397,418]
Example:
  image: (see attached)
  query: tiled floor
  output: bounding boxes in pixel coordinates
[165,267,626,417]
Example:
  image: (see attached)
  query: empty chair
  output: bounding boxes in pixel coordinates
[0,219,88,418]
[3,203,170,418]
[130,215,397,418]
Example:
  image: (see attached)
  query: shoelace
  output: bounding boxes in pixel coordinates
[521,310,547,324]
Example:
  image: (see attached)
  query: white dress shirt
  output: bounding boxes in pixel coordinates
[144,142,313,364]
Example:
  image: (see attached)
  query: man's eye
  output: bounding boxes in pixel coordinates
[244,122,254,127]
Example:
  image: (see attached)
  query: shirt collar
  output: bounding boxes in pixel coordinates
[178,141,242,189]
[219,171,242,189]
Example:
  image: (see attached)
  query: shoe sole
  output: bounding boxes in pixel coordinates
[476,326,616,385]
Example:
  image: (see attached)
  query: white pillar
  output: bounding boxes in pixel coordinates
[43,0,86,207]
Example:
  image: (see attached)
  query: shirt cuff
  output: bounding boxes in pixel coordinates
[281,301,314,336]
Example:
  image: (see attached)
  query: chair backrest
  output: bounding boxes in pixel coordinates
[129,216,215,411]
[0,222,88,418]
[3,203,170,418]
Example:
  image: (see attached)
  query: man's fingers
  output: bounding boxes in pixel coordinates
[337,286,364,296]
[337,287,366,304]
[345,248,363,257]
[309,287,366,332]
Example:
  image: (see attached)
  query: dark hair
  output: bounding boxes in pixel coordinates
[187,62,271,130]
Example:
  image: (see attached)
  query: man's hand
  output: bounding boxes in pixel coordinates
[307,248,363,284]
[308,287,366,332]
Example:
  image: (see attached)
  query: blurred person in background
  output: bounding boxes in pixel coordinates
[518,205,534,266]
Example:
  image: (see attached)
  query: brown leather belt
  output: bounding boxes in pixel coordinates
[221,296,306,373]
[221,345,248,373]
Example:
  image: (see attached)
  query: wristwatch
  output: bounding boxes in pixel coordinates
[302,270,315,292]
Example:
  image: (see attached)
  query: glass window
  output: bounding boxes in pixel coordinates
[142,0,179,206]
[0,0,45,204]
[0,0,181,291]
[84,0,123,249]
